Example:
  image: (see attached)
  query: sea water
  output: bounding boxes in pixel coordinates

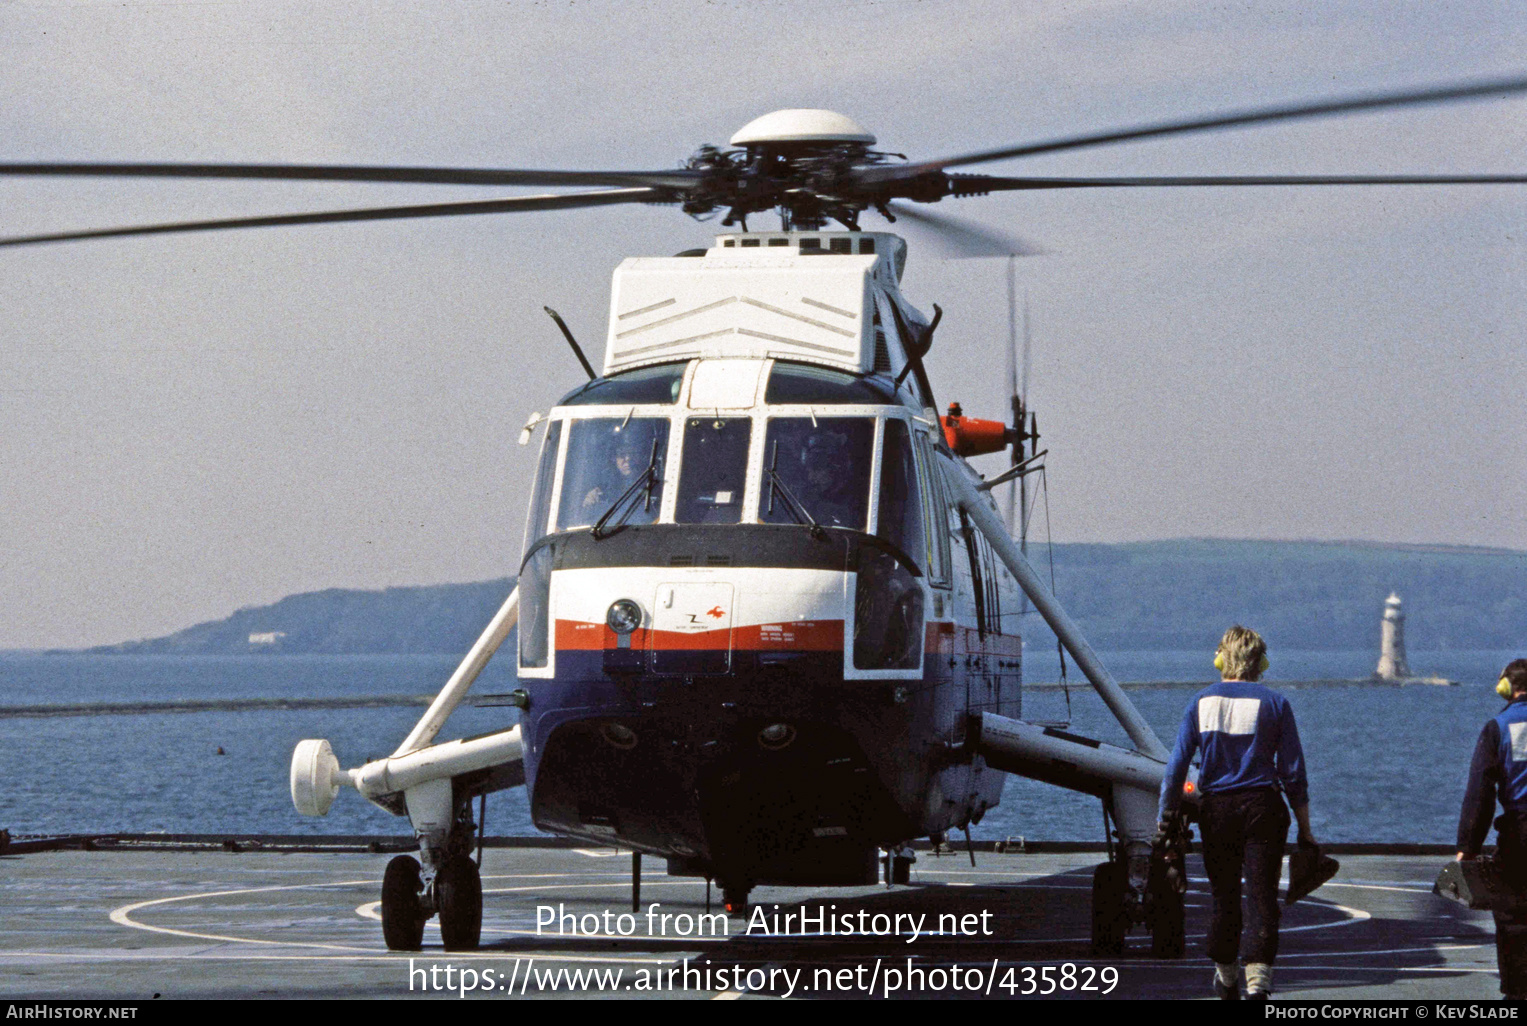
[0,649,1518,842]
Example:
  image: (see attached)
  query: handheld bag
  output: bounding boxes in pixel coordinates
[1434,856,1527,912]
[1286,840,1340,904]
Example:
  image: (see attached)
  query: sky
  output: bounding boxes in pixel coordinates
[1,0,1524,649]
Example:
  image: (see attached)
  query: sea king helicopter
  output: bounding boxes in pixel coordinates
[5,77,1527,954]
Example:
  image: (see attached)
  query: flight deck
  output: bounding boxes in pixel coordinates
[0,838,1503,1000]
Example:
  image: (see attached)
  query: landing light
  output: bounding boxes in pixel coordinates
[759,723,796,750]
[601,723,638,750]
[606,599,642,635]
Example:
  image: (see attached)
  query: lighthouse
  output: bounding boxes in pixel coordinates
[1374,592,1411,681]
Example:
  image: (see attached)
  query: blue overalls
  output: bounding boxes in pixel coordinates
[1458,696,1527,996]
[1160,680,1308,967]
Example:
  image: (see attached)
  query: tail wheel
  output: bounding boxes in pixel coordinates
[1090,861,1129,957]
[381,855,426,951]
[721,882,751,917]
[437,855,483,951]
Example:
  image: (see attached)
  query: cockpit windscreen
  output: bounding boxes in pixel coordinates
[556,417,669,531]
[761,417,874,531]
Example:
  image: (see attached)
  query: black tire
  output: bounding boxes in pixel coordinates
[381,855,426,951]
[437,855,483,951]
[1091,862,1128,957]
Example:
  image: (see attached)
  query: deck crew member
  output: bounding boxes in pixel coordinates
[1159,625,1314,1000]
[1455,658,1527,1000]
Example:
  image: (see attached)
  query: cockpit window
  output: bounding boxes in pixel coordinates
[764,362,895,405]
[522,419,563,555]
[675,417,751,524]
[761,417,874,531]
[557,362,687,407]
[556,417,669,531]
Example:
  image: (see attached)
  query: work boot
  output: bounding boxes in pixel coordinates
[1245,962,1273,1000]
[1213,962,1240,1000]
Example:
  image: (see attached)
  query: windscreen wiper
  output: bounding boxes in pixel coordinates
[766,441,825,540]
[591,439,662,539]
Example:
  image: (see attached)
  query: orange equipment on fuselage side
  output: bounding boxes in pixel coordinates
[942,402,1010,457]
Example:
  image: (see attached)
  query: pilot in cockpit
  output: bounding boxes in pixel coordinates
[800,427,858,527]
[582,431,642,511]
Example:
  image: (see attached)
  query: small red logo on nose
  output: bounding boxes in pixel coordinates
[707,606,725,619]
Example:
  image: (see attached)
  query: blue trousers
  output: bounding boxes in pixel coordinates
[1199,787,1290,965]
[1493,813,1527,996]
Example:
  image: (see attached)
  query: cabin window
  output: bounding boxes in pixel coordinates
[854,548,924,670]
[675,417,751,524]
[915,435,952,587]
[555,417,669,532]
[522,419,563,555]
[877,419,924,573]
[764,362,894,405]
[761,417,874,531]
[557,362,686,407]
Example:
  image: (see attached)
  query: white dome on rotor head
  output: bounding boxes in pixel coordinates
[730,109,876,146]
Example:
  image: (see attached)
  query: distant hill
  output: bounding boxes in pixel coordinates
[83,539,1527,655]
[1038,539,1527,651]
[88,579,517,655]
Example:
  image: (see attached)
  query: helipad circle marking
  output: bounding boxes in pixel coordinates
[106,863,1432,964]
[111,879,383,952]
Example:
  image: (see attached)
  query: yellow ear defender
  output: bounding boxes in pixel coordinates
[1214,651,1271,677]
[1500,676,1515,701]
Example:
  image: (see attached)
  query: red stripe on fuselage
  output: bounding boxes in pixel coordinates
[554,619,845,652]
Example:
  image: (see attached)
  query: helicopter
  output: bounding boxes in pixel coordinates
[5,78,1527,955]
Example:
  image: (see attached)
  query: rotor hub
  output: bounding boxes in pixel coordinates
[729,109,876,147]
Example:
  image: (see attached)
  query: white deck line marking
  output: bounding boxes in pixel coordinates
[1277,943,1490,959]
[111,880,382,952]
[356,880,701,924]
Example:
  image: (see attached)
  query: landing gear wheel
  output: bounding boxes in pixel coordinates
[721,882,751,917]
[1090,861,1129,957]
[436,855,483,951]
[381,855,426,951]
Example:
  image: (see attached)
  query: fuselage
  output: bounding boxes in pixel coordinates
[513,232,1023,887]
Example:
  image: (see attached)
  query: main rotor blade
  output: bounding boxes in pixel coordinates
[861,74,1527,182]
[952,173,1527,192]
[0,187,664,248]
[882,201,1044,259]
[0,161,703,191]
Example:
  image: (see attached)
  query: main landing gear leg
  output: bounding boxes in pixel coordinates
[390,778,484,952]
